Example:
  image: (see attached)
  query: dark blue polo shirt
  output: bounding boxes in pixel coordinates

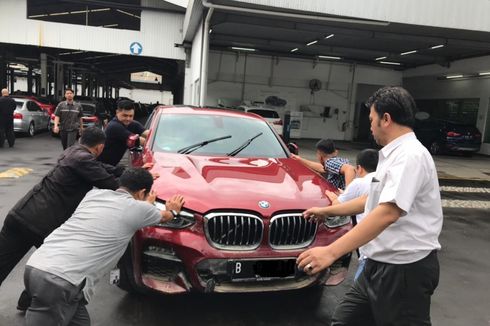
[98,118,145,166]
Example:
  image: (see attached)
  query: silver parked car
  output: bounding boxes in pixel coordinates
[13,98,50,137]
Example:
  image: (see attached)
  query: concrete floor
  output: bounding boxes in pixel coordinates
[0,133,489,326]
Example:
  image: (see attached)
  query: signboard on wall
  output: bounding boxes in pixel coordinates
[290,111,303,139]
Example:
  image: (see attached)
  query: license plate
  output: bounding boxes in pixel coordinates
[227,259,296,280]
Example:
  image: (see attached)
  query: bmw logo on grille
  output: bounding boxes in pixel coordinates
[258,201,270,209]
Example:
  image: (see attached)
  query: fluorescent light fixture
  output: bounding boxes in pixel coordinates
[102,24,118,28]
[231,47,256,52]
[400,50,417,56]
[318,55,341,60]
[290,48,299,53]
[116,9,140,18]
[306,40,318,46]
[59,51,85,56]
[324,34,334,39]
[430,44,445,49]
[375,56,387,61]
[28,14,48,18]
[49,12,70,16]
[478,72,490,76]
[209,28,213,34]
[380,61,401,65]
[91,8,111,12]
[446,75,463,79]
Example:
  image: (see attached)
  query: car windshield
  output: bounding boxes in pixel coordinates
[248,109,279,119]
[82,104,96,115]
[152,113,287,158]
[14,101,24,108]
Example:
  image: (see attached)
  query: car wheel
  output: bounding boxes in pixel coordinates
[429,141,440,155]
[117,245,144,294]
[27,122,35,137]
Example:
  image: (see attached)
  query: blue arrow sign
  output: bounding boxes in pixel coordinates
[130,42,143,55]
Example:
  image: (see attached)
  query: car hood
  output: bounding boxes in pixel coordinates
[149,152,334,215]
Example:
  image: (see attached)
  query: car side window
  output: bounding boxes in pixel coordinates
[32,102,43,112]
[27,101,37,112]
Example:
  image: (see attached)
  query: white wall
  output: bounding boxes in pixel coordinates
[230,0,490,32]
[119,88,174,105]
[183,18,203,105]
[0,0,185,60]
[206,51,402,140]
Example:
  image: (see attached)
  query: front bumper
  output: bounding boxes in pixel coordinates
[131,221,351,294]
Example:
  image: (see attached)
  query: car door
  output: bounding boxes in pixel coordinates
[33,101,49,129]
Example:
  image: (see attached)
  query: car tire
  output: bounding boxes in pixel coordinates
[429,141,440,155]
[117,245,144,294]
[27,122,35,137]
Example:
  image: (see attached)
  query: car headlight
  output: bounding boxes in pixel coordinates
[323,216,351,228]
[154,201,196,229]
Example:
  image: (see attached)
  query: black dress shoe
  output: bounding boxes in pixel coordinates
[16,290,31,311]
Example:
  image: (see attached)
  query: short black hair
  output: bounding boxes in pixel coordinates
[316,139,336,154]
[356,149,378,173]
[119,168,154,196]
[65,88,74,93]
[117,99,134,111]
[365,86,417,128]
[79,127,106,147]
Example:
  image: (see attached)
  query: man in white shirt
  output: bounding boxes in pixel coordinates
[298,86,443,325]
[325,148,378,225]
[24,168,185,326]
[325,149,378,281]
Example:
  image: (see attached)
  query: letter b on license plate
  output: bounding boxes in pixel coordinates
[228,260,255,280]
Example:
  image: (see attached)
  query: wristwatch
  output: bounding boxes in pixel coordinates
[169,210,179,218]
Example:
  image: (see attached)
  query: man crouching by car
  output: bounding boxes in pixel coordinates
[24,168,184,326]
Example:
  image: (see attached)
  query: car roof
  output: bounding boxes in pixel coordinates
[155,105,265,120]
[12,97,29,102]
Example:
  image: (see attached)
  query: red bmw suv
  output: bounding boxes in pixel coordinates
[118,106,352,295]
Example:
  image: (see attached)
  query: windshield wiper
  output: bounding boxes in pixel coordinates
[227,132,263,157]
[177,135,232,154]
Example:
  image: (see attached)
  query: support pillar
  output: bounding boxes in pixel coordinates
[55,63,64,100]
[9,69,15,93]
[40,53,47,96]
[81,73,87,96]
[0,56,6,89]
[27,65,33,94]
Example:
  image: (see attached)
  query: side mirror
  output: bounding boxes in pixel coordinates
[288,142,299,155]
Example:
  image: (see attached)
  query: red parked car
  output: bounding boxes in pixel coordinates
[118,106,352,295]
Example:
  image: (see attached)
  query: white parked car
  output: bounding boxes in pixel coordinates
[236,106,283,136]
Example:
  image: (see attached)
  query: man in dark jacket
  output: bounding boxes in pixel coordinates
[0,88,17,148]
[0,127,124,309]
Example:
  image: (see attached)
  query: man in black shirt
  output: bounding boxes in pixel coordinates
[98,99,148,166]
[0,127,124,309]
[0,88,17,148]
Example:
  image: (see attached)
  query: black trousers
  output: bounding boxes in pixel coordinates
[0,215,43,287]
[0,122,15,148]
[60,130,78,150]
[332,251,440,326]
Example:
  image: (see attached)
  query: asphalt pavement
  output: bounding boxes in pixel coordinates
[0,133,489,326]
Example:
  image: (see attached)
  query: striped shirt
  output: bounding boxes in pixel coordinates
[54,101,83,131]
[324,156,350,189]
